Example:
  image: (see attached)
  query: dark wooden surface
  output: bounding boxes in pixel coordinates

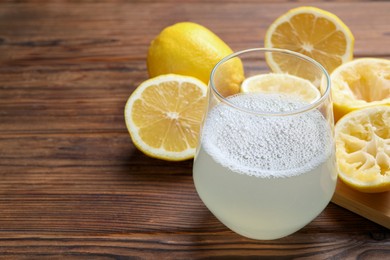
[1,0,389,258]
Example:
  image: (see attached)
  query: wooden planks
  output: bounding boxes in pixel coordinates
[332,180,390,229]
[0,2,389,65]
[0,1,389,258]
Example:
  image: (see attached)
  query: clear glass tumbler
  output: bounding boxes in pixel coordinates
[193,48,337,240]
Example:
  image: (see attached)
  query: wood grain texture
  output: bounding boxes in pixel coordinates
[332,180,390,229]
[0,1,389,258]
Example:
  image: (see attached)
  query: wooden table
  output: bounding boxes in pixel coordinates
[1,0,389,258]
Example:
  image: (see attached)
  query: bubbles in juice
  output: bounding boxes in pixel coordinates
[193,93,337,240]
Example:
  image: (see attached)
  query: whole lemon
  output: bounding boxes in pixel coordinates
[147,22,244,97]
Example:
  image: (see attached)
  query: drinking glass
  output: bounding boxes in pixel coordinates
[193,48,337,240]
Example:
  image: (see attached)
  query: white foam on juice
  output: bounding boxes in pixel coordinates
[202,93,333,178]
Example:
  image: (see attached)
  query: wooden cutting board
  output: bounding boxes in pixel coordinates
[332,179,390,229]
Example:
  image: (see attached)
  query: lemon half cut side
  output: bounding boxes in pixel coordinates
[335,106,390,193]
[125,74,208,161]
[241,73,321,104]
[331,58,390,122]
[265,6,354,78]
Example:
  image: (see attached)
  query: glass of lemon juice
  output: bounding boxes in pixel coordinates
[193,48,337,240]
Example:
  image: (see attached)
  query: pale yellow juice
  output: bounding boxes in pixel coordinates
[193,93,337,240]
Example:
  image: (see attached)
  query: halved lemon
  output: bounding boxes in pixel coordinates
[331,58,390,122]
[265,6,354,77]
[335,106,390,193]
[240,73,320,103]
[124,74,207,161]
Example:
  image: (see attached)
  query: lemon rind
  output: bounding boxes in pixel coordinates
[124,74,208,161]
[264,6,354,74]
[335,106,390,193]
